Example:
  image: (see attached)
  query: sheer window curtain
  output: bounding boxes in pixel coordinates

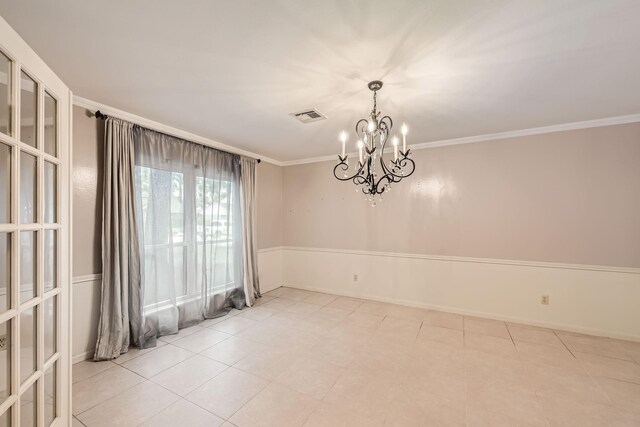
[134,128,245,348]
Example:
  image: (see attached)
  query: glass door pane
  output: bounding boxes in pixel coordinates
[0,52,10,136]
[20,307,36,383]
[20,71,37,148]
[44,230,56,292]
[0,406,10,427]
[44,92,57,156]
[44,162,57,223]
[20,152,37,224]
[19,232,36,303]
[0,233,9,313]
[0,320,10,404]
[0,143,9,223]
[43,296,56,360]
[44,362,56,426]
[20,381,36,427]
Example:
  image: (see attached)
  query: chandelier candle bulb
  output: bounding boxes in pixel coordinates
[393,136,399,161]
[340,131,347,157]
[401,123,408,152]
[357,140,364,164]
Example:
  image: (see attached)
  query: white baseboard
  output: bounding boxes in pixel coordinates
[72,351,92,364]
[285,283,640,342]
[72,273,102,285]
[282,246,640,342]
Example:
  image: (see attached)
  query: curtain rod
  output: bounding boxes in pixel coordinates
[94,110,261,163]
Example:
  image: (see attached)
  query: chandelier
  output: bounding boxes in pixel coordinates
[333,80,415,206]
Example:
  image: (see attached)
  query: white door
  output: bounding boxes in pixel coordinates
[0,15,71,427]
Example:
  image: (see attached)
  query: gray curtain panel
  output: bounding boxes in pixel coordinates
[94,118,143,361]
[240,157,260,306]
[94,119,260,357]
[134,128,245,348]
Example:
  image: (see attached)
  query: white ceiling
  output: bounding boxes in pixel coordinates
[2,0,640,162]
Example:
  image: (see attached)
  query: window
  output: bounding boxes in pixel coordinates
[196,176,236,290]
[137,166,237,311]
[138,167,186,305]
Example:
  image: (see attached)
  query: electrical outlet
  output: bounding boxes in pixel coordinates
[0,335,7,351]
[353,274,359,282]
[541,295,550,305]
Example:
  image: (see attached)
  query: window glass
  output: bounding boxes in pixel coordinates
[138,166,237,308]
[139,167,186,304]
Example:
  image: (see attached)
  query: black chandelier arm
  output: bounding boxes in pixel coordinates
[378,115,393,135]
[371,156,416,194]
[352,173,370,186]
[395,151,416,178]
[379,149,415,181]
[378,152,400,180]
[332,155,367,181]
[354,118,369,141]
[373,175,393,194]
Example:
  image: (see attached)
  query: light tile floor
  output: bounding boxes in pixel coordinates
[72,287,640,427]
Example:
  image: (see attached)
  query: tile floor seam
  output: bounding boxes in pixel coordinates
[118,345,200,380]
[553,328,578,358]
[415,320,424,341]
[72,362,119,385]
[147,358,232,396]
[505,322,516,346]
[222,376,275,422]
[183,379,245,422]
[74,377,145,417]
[72,416,88,427]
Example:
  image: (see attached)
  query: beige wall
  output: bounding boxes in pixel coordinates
[257,161,283,249]
[283,123,640,268]
[72,105,104,360]
[72,105,104,277]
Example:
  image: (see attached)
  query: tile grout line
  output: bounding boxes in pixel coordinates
[144,364,234,424]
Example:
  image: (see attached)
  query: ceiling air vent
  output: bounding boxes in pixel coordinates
[290,108,327,124]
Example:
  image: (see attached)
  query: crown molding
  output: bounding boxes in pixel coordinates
[72,95,285,166]
[72,95,640,168]
[281,113,640,166]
